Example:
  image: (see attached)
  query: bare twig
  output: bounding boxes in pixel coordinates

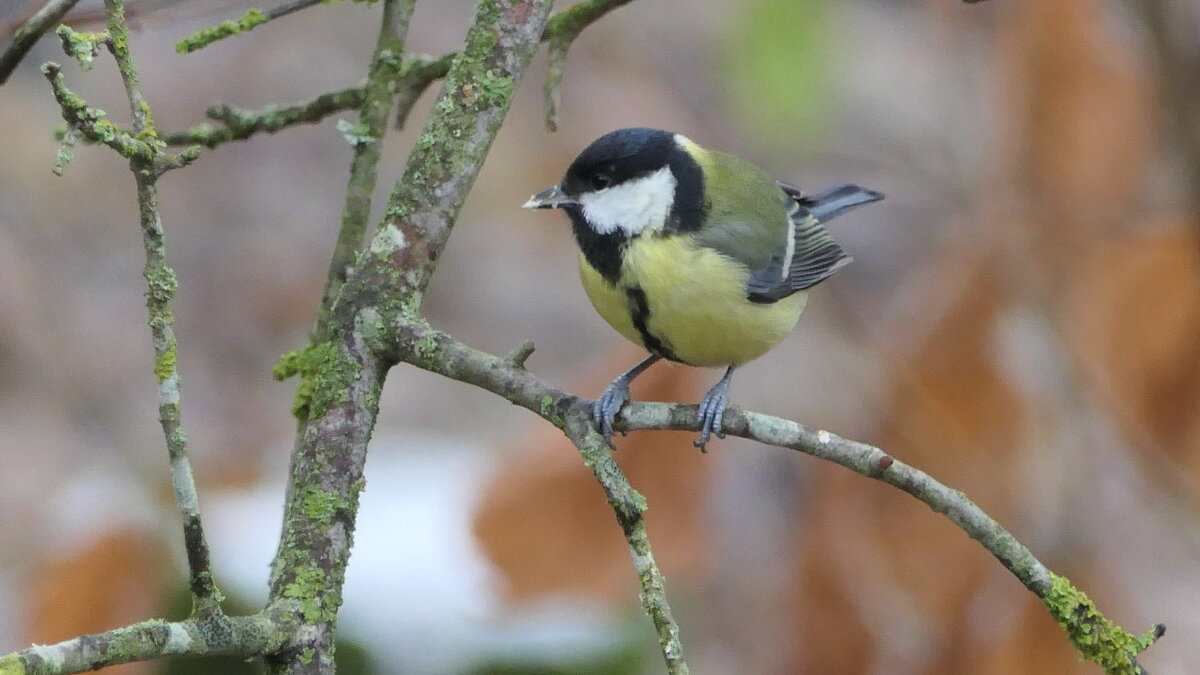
[43,57,200,175]
[562,424,688,673]
[392,52,454,129]
[542,0,634,130]
[0,0,81,85]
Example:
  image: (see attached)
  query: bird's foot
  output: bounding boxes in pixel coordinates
[593,379,632,449]
[694,369,733,453]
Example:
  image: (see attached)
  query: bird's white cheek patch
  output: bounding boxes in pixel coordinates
[580,166,677,236]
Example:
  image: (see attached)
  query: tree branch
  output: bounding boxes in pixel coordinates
[0,612,292,675]
[313,0,418,340]
[0,0,81,85]
[565,428,688,673]
[43,48,200,176]
[388,318,1163,675]
[264,1,556,672]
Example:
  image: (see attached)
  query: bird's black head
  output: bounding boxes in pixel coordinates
[523,128,706,284]
[560,127,678,198]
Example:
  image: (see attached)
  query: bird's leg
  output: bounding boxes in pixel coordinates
[593,354,661,448]
[694,366,735,452]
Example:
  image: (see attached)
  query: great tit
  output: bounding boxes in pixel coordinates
[524,128,881,451]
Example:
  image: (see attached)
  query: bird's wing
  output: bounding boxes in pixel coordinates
[689,151,792,275]
[745,183,882,303]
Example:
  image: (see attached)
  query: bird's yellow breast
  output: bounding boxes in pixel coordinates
[579,236,806,367]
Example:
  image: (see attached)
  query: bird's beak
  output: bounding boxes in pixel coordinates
[522,184,579,209]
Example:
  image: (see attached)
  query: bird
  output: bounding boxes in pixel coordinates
[523,128,882,451]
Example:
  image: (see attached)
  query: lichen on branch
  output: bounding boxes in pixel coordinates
[1043,574,1164,674]
[175,8,269,53]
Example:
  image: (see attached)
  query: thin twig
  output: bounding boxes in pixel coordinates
[43,56,201,174]
[104,0,221,613]
[161,85,366,147]
[0,0,81,85]
[393,52,454,129]
[158,54,450,148]
[562,423,688,673]
[174,0,332,54]
[542,0,634,131]
[262,0,326,22]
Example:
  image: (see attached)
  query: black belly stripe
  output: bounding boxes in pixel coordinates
[625,285,683,363]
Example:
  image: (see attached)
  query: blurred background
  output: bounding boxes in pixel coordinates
[2,0,1199,672]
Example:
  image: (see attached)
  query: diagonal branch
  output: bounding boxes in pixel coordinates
[0,0,81,85]
[389,318,1164,675]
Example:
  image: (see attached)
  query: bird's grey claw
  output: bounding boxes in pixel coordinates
[593,380,631,449]
[694,377,731,453]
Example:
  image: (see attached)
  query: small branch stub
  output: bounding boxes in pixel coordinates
[506,340,536,369]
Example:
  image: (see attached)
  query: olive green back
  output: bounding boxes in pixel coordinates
[687,146,790,273]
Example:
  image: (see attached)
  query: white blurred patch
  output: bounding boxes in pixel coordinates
[206,430,625,674]
[48,461,161,547]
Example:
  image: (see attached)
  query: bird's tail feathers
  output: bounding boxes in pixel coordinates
[802,184,884,222]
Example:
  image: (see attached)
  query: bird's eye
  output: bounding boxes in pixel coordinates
[591,174,612,191]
